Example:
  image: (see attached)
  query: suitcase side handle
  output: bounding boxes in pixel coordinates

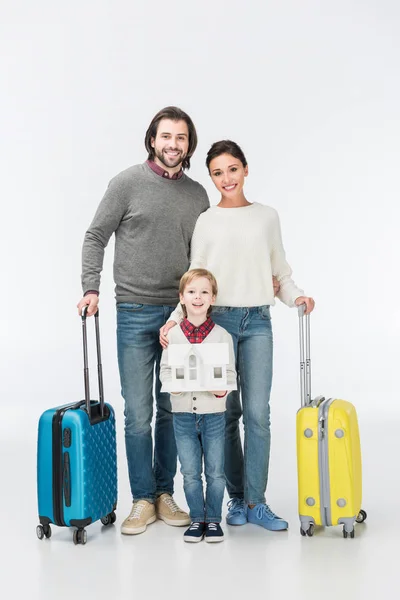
[298,304,311,407]
[81,306,105,422]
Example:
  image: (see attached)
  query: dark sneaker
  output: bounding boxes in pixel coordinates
[226,498,247,526]
[247,504,288,531]
[205,522,224,543]
[183,522,206,543]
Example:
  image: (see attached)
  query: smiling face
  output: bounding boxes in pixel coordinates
[179,276,216,323]
[151,118,189,172]
[209,153,248,197]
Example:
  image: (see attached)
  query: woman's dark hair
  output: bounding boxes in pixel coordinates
[144,106,197,170]
[206,140,248,172]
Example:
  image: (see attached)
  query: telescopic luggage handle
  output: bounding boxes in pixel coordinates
[298,304,311,407]
[81,306,105,421]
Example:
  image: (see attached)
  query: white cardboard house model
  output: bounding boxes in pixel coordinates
[162,343,237,393]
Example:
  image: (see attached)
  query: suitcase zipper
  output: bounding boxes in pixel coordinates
[318,398,334,527]
[52,408,68,526]
[52,401,86,527]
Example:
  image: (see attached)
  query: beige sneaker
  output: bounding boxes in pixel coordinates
[120,500,156,535]
[155,494,191,526]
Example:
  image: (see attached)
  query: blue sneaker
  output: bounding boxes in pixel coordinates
[247,504,288,531]
[226,498,247,526]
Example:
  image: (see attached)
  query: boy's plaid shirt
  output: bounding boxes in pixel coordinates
[180,317,215,344]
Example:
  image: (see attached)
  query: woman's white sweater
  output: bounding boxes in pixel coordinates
[169,202,304,323]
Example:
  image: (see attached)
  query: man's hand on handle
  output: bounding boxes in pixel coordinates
[77,293,99,317]
[295,296,315,315]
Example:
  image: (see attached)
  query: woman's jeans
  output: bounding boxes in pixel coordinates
[173,412,226,523]
[117,303,176,502]
[212,305,273,505]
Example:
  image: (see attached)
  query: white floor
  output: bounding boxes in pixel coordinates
[2,414,399,600]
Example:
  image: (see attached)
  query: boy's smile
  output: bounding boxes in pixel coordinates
[180,276,216,326]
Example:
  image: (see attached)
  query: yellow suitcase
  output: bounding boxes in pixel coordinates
[296,306,367,538]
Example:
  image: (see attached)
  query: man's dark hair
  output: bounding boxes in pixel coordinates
[144,106,198,170]
[206,140,248,172]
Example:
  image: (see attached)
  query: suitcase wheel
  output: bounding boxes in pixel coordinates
[355,509,367,524]
[343,526,355,539]
[73,528,87,545]
[36,524,52,540]
[300,524,314,537]
[100,511,117,527]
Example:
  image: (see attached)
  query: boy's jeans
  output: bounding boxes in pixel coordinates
[117,303,176,502]
[173,412,226,523]
[211,305,273,505]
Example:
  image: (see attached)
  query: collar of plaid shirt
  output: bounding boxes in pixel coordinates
[146,159,183,180]
[180,317,215,343]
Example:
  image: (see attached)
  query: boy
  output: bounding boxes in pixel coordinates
[160,269,236,543]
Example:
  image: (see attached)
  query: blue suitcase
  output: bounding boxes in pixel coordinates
[36,309,118,545]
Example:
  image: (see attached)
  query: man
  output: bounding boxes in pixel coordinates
[77,106,210,535]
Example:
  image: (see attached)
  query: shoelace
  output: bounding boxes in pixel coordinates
[189,522,202,531]
[128,502,145,520]
[255,504,279,521]
[207,523,218,531]
[227,498,245,515]
[162,495,180,513]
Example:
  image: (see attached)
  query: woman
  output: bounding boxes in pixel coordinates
[160,140,315,531]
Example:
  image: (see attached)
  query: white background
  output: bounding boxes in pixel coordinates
[1,2,400,599]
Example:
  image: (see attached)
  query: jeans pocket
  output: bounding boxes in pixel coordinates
[258,305,271,320]
[116,302,144,312]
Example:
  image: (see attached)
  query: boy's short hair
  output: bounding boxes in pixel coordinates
[179,268,218,318]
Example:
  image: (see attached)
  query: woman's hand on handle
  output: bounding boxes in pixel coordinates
[159,320,178,349]
[295,296,315,315]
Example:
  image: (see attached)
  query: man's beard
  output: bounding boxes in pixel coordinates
[154,147,186,169]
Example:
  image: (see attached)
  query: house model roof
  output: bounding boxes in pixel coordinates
[167,343,229,366]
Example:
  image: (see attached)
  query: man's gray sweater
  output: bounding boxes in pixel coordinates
[81,162,210,305]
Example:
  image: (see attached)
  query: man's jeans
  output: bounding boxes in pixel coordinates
[117,303,176,502]
[173,412,225,523]
[212,306,273,505]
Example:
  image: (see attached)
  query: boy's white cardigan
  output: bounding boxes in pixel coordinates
[160,324,236,414]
